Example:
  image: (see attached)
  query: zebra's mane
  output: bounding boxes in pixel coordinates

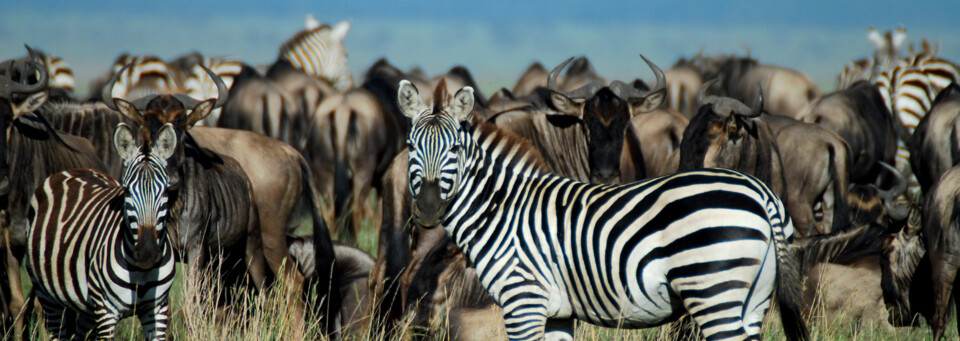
[471,119,550,175]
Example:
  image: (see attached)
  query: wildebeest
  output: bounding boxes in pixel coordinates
[714,56,821,118]
[796,81,898,184]
[678,81,786,197]
[0,52,108,338]
[910,82,960,194]
[765,115,852,236]
[490,55,665,184]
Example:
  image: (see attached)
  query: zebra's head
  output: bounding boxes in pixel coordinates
[114,121,177,269]
[399,79,475,227]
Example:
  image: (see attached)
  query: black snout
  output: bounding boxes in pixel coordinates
[133,225,164,269]
[413,180,446,228]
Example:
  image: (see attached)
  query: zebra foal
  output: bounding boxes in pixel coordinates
[25,120,178,339]
[398,80,808,340]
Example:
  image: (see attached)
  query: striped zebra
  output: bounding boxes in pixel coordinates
[25,120,178,339]
[273,14,353,91]
[398,81,808,340]
[872,53,960,201]
[105,54,183,100]
[182,55,245,126]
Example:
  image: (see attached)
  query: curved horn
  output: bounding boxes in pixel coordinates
[201,63,229,109]
[618,54,666,100]
[877,161,909,220]
[101,63,132,111]
[697,78,719,107]
[0,58,48,98]
[547,57,575,94]
[640,54,665,96]
[751,83,764,114]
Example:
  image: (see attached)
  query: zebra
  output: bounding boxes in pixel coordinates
[270,14,353,91]
[872,54,960,202]
[397,80,808,340]
[25,119,178,339]
[181,55,246,126]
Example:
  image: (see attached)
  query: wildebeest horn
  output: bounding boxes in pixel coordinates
[617,54,666,100]
[877,162,909,221]
[0,48,48,98]
[751,83,764,114]
[171,64,229,109]
[101,63,132,111]
[696,78,719,107]
[547,57,598,99]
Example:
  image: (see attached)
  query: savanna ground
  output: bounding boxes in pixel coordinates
[11,194,959,340]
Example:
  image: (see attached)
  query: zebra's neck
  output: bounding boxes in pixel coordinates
[441,123,550,255]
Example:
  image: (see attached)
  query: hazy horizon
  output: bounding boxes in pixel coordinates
[3,1,958,96]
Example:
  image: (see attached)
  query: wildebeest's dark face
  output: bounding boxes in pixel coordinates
[581,87,630,183]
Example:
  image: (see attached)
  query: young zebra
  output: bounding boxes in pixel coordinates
[398,80,809,340]
[25,120,178,339]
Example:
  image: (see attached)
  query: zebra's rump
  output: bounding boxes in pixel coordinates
[546,170,779,326]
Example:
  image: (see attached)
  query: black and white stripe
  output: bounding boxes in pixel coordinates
[107,54,182,100]
[25,124,177,340]
[400,81,807,340]
[278,15,353,91]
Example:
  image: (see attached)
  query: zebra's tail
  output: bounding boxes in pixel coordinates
[774,216,810,341]
[300,158,343,337]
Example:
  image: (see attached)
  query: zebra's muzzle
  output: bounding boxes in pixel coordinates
[413,179,446,228]
[133,225,164,269]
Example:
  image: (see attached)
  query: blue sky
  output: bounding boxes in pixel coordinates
[2,1,958,95]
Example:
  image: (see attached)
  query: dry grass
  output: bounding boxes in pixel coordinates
[12,193,959,340]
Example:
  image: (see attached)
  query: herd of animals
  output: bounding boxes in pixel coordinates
[0,14,958,340]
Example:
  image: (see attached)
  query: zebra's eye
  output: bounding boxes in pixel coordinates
[449,145,460,153]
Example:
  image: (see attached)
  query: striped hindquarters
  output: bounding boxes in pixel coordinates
[109,54,182,100]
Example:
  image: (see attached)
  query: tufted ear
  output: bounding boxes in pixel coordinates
[155,123,178,159]
[12,92,48,116]
[113,123,138,161]
[628,88,666,117]
[891,28,907,51]
[398,80,423,119]
[186,99,215,127]
[331,20,351,41]
[449,86,475,122]
[547,91,585,118]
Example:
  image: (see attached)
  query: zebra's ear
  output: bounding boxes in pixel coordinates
[398,80,423,120]
[867,27,885,49]
[113,123,138,161]
[155,123,178,159]
[449,86,475,122]
[331,20,351,41]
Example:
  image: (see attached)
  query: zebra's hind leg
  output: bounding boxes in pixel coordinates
[544,318,574,341]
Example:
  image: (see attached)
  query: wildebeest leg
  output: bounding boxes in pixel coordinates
[787,198,817,237]
[931,254,960,340]
[2,227,25,340]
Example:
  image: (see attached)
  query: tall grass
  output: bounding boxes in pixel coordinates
[12,192,959,340]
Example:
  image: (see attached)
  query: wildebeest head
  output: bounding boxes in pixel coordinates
[102,62,228,266]
[678,80,778,186]
[879,205,930,327]
[547,55,666,184]
[847,162,911,225]
[0,46,50,195]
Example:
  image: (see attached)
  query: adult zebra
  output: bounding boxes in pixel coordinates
[397,80,808,340]
[25,118,178,339]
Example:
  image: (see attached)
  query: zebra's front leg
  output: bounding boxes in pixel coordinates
[501,297,550,341]
[92,308,120,340]
[139,299,170,341]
